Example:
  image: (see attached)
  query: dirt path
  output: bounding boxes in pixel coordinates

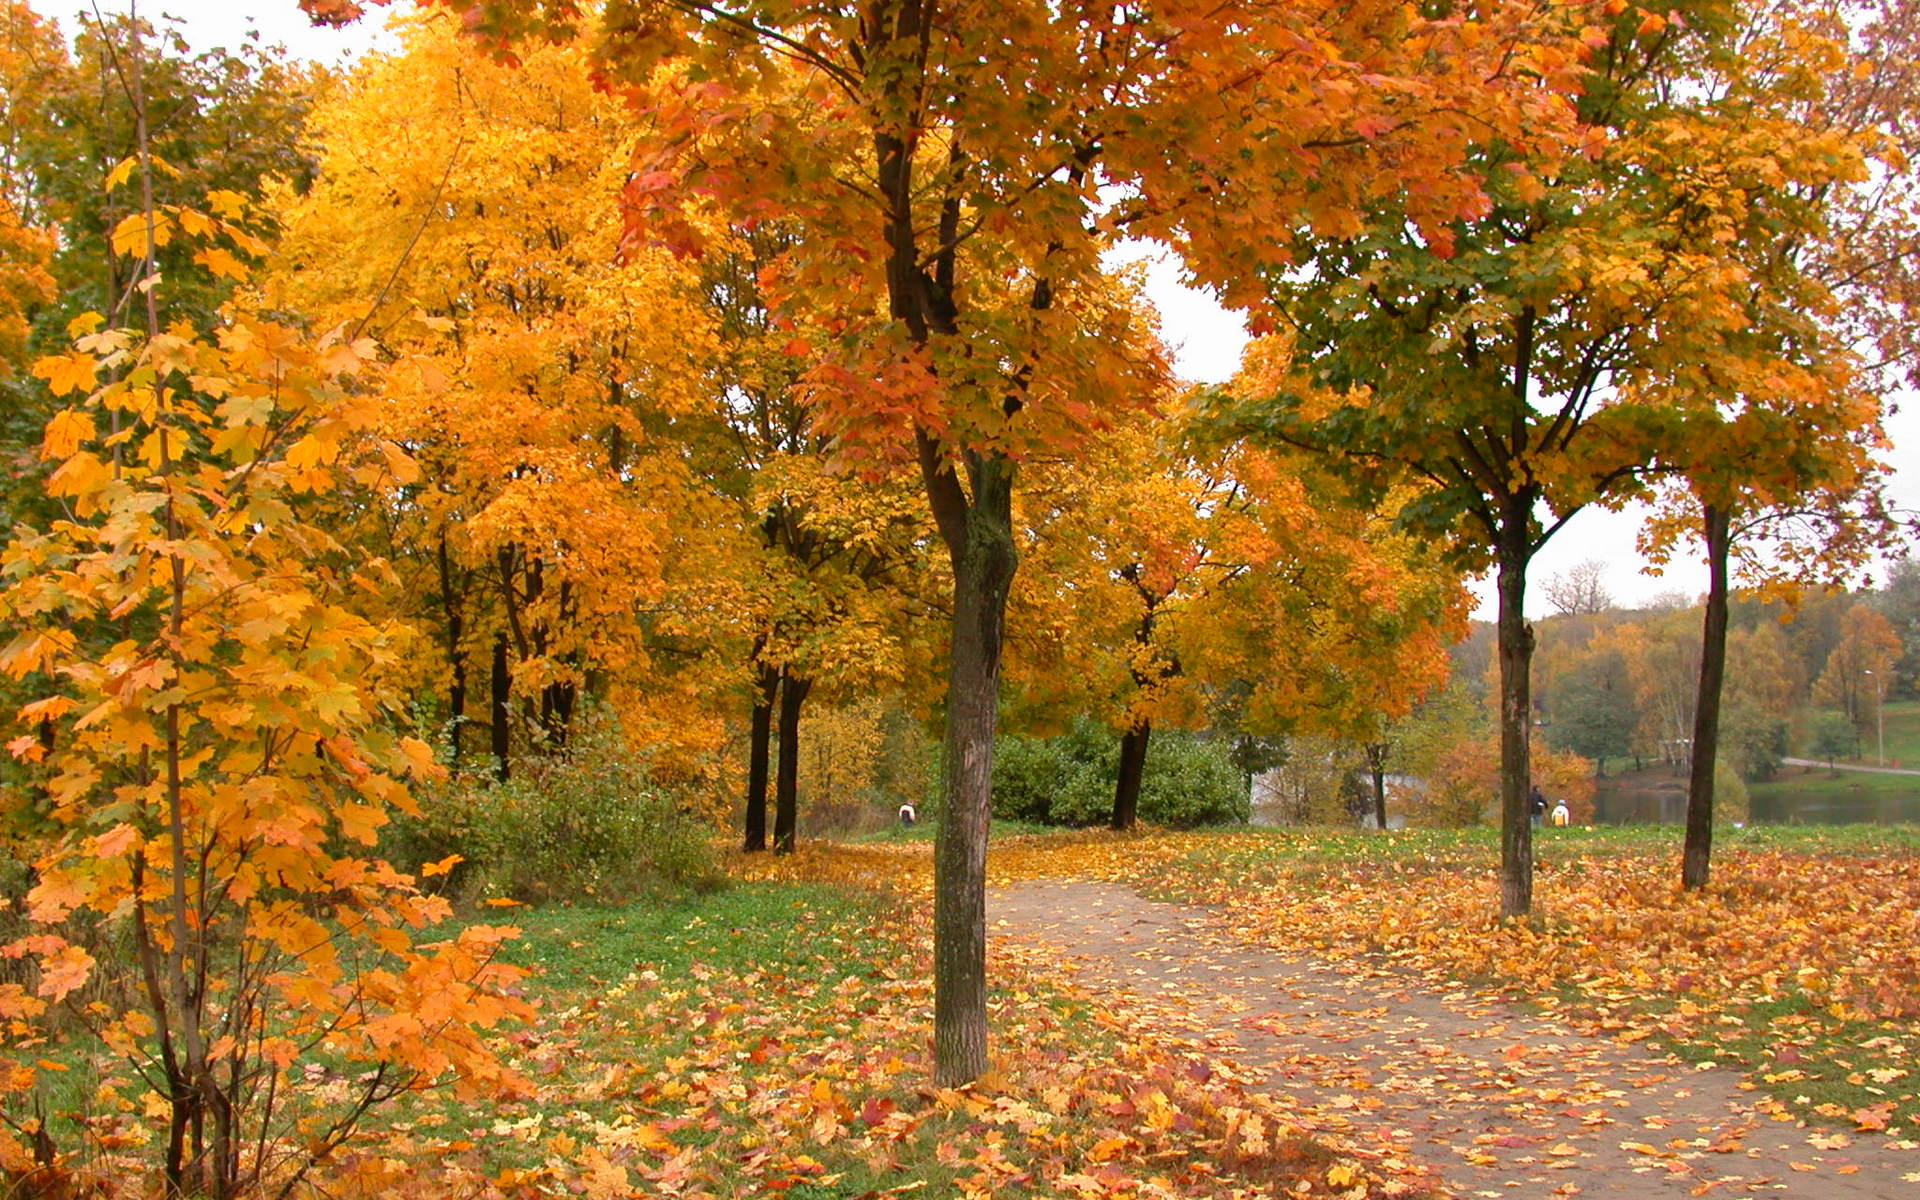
[989,879,1920,1199]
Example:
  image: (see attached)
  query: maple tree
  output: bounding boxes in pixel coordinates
[353,0,1611,1083]
[1628,0,1915,889]
[1813,603,1903,752]
[0,4,308,537]
[0,24,527,1189]
[268,13,735,784]
[688,224,939,854]
[1210,0,1908,916]
[1016,415,1465,831]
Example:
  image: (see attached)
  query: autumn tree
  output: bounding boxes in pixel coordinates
[1211,0,1897,916]
[1633,0,1915,889]
[1013,418,1463,830]
[270,14,733,782]
[316,0,1605,1083]
[0,4,311,532]
[686,221,939,854]
[1814,604,1903,753]
[0,29,526,1188]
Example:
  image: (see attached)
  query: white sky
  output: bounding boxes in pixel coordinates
[99,1,1919,621]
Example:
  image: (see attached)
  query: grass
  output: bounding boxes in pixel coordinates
[1751,762,1920,824]
[1824,699,1920,768]
[339,862,1404,1200]
[491,879,888,992]
[855,815,1059,843]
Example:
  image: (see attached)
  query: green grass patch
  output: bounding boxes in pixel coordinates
[493,879,889,992]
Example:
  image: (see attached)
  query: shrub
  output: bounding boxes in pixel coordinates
[385,710,721,904]
[1721,700,1787,781]
[991,719,1249,829]
[1714,759,1750,826]
[1806,710,1856,767]
[990,720,1110,825]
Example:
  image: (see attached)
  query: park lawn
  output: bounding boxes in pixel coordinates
[308,855,1431,1200]
[991,824,1920,1138]
[1830,699,1920,768]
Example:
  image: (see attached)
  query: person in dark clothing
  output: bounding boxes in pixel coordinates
[1529,787,1548,828]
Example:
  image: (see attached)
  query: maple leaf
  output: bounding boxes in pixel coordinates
[35,944,94,1003]
[31,352,97,397]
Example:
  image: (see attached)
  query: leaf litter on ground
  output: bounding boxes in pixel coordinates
[301,849,1437,1198]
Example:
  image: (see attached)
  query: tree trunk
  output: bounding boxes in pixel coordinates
[1366,742,1389,831]
[1495,520,1536,919]
[1682,502,1731,891]
[491,631,511,783]
[743,660,781,852]
[437,534,467,766]
[932,455,1017,1087]
[772,672,811,856]
[1112,719,1150,830]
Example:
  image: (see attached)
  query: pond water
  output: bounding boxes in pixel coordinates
[1594,775,1920,826]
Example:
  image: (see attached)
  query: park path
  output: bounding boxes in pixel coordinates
[1780,757,1920,776]
[989,879,1920,1199]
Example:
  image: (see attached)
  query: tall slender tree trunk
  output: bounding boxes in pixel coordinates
[743,659,781,852]
[1112,719,1150,830]
[1683,502,1731,891]
[436,534,467,766]
[1495,516,1536,919]
[932,457,1017,1087]
[491,632,511,783]
[772,672,811,855]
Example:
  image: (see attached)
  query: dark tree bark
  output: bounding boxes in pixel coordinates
[1494,511,1537,919]
[772,672,812,856]
[1112,719,1150,831]
[537,581,578,750]
[928,455,1017,1087]
[436,533,468,766]
[1682,502,1731,891]
[1111,570,1171,832]
[490,631,511,783]
[1365,741,1390,831]
[743,658,781,853]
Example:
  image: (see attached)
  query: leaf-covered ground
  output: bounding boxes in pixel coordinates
[43,826,1916,1196]
[986,825,1920,1138]
[310,860,1439,1199]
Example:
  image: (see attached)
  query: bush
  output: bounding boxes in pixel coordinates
[1721,700,1787,781]
[1806,710,1856,767]
[385,710,720,904]
[991,719,1249,829]
[1714,758,1750,826]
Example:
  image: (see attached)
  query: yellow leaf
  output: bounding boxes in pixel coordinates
[110,211,171,257]
[194,247,249,282]
[102,156,136,193]
[31,353,97,398]
[40,408,94,460]
[207,189,248,218]
[1086,1134,1130,1162]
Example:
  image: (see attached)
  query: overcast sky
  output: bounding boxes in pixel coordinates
[95,1,1918,620]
